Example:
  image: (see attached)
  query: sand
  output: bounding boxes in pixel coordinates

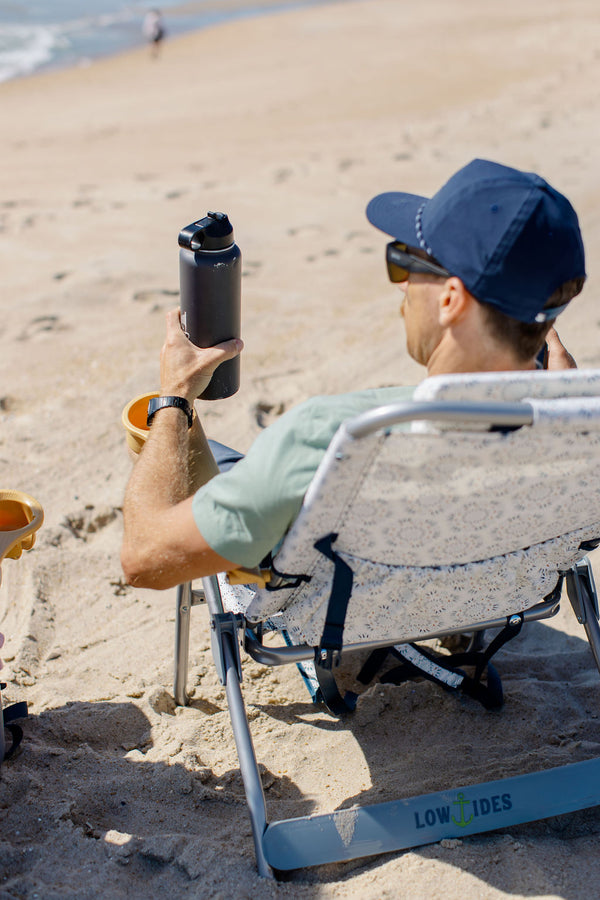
[1,0,600,895]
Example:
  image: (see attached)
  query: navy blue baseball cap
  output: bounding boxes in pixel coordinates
[366,159,586,323]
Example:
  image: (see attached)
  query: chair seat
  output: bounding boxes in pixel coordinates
[219,521,600,645]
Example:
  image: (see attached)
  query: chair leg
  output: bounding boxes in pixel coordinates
[579,564,600,675]
[582,589,600,675]
[174,581,192,706]
[202,575,273,877]
[567,559,600,677]
[222,632,273,879]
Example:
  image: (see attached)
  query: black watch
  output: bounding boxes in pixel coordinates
[147,396,194,429]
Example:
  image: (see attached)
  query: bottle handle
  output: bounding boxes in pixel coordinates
[178,222,206,251]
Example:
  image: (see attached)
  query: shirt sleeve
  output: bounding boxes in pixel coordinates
[192,386,414,567]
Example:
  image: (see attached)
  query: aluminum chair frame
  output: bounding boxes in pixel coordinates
[173,400,600,877]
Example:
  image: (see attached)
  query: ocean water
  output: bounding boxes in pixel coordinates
[0,0,319,83]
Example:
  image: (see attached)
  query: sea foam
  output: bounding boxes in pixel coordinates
[0,24,64,82]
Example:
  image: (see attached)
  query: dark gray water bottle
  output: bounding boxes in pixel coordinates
[178,211,241,400]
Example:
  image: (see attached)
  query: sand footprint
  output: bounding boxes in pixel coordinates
[253,401,285,428]
[337,158,362,171]
[287,224,323,237]
[41,504,121,549]
[59,505,121,543]
[131,288,179,307]
[306,248,340,262]
[9,569,56,685]
[0,395,17,412]
[17,315,68,341]
[242,260,262,277]
[274,167,293,184]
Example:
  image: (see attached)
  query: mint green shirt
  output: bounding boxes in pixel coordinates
[192,386,415,567]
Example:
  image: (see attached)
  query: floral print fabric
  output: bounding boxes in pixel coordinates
[221,370,600,646]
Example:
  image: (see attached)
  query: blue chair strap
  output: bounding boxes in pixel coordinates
[314,533,354,670]
[371,617,524,710]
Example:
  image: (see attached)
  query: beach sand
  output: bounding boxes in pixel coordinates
[1,0,600,895]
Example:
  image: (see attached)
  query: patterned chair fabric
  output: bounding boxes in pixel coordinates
[220,370,600,647]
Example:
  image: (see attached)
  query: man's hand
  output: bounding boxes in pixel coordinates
[160,308,243,402]
[546,327,577,370]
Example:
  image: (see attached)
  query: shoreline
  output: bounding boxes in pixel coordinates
[0,0,344,85]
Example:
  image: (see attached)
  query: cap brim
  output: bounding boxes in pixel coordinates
[366,191,428,243]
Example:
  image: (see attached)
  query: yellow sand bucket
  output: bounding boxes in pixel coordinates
[121,391,160,455]
[0,491,44,586]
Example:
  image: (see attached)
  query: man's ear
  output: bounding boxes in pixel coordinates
[438,277,473,326]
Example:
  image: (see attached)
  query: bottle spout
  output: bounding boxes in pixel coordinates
[178,212,234,251]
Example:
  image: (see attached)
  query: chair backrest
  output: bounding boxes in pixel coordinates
[415,368,600,404]
[232,370,600,646]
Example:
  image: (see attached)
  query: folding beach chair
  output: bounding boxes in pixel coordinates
[0,490,44,764]
[174,369,600,877]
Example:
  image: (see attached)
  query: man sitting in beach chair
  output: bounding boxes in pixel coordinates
[121,158,586,592]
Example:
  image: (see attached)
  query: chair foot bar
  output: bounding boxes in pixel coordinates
[262,757,600,871]
[174,582,192,707]
[222,634,273,879]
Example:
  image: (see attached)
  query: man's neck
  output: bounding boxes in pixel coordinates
[426,333,535,377]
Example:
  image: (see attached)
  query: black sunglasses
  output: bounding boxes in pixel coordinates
[386,241,452,283]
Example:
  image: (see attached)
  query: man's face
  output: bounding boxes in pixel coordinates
[398,271,446,367]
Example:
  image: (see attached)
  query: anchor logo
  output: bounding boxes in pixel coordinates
[451,792,474,828]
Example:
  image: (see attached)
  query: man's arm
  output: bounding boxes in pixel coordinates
[121,309,243,590]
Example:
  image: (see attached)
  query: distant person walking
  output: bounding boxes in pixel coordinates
[143,9,165,58]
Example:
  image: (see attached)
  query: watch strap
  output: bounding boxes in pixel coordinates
[147,396,194,428]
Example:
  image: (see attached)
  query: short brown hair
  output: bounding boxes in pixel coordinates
[478,278,585,362]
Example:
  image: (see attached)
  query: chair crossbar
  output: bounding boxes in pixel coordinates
[242,595,561,668]
[262,757,600,871]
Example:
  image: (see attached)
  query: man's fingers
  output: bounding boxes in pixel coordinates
[161,307,243,395]
[546,326,563,348]
[165,309,242,353]
[546,326,577,370]
[198,338,244,373]
[216,337,244,358]
[165,307,182,333]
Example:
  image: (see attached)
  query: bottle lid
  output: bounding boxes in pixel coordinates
[178,212,234,251]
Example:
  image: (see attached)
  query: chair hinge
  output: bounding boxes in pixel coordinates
[211,612,244,685]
